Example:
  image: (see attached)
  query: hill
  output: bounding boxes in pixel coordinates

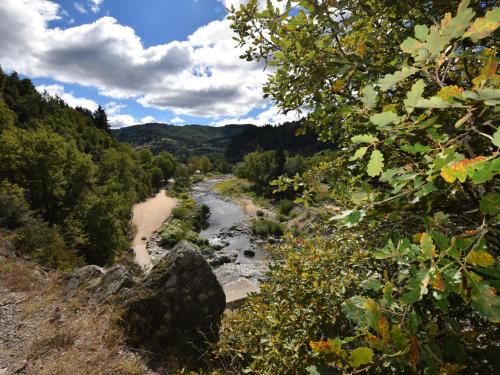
[113,121,334,162]
[112,123,256,161]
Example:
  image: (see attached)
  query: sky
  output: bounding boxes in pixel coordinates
[0,0,301,128]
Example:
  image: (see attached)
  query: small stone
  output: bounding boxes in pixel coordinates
[243,250,256,258]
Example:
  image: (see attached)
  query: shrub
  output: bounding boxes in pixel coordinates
[172,207,189,221]
[277,199,294,216]
[214,231,376,374]
[251,218,283,237]
[0,180,32,229]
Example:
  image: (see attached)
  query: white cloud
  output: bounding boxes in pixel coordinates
[141,115,156,123]
[74,3,87,14]
[213,105,305,127]
[0,0,288,121]
[108,114,137,128]
[104,101,126,115]
[35,84,98,111]
[170,116,185,124]
[89,0,104,13]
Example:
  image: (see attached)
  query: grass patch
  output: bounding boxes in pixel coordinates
[158,198,210,248]
[251,218,284,237]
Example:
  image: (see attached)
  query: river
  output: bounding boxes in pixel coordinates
[192,178,268,302]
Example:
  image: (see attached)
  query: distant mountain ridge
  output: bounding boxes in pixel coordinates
[112,123,256,160]
[113,121,334,162]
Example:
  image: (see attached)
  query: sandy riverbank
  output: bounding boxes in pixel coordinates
[131,189,178,268]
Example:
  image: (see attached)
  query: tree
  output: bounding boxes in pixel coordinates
[236,150,278,195]
[153,152,176,180]
[93,105,110,133]
[0,126,95,224]
[221,1,500,373]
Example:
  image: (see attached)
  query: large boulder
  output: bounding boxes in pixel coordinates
[94,264,136,303]
[66,265,104,293]
[121,241,226,354]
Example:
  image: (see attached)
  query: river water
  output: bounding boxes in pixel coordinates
[192,178,268,292]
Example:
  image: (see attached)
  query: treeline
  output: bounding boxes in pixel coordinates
[0,69,177,268]
[224,121,334,163]
[234,147,334,197]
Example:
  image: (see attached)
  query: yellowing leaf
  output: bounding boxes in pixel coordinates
[466,250,496,267]
[463,7,500,42]
[438,85,464,101]
[440,156,486,183]
[349,347,374,368]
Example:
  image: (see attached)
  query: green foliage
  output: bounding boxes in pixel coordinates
[158,198,209,248]
[277,199,294,216]
[251,218,283,237]
[224,1,500,374]
[0,70,157,267]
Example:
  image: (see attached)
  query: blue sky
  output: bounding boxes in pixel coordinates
[0,0,299,127]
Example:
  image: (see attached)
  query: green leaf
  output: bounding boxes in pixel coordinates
[351,134,378,144]
[470,158,500,184]
[400,142,432,154]
[480,193,500,215]
[416,96,461,108]
[361,85,378,109]
[493,128,500,147]
[404,79,426,114]
[349,347,374,368]
[378,66,419,91]
[414,24,429,41]
[361,278,383,292]
[350,147,369,161]
[401,269,430,304]
[471,282,500,323]
[367,150,384,177]
[370,111,400,128]
[306,366,321,375]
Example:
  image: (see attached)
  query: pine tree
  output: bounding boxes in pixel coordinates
[93,105,110,133]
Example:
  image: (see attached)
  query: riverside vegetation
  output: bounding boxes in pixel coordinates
[0,0,499,374]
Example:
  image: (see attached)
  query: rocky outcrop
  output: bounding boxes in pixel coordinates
[120,241,226,354]
[94,264,136,303]
[67,265,104,292]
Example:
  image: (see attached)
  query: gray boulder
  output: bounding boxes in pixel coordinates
[121,241,226,354]
[67,265,104,292]
[94,264,136,303]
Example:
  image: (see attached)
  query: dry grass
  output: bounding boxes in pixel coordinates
[24,293,146,375]
[0,258,46,292]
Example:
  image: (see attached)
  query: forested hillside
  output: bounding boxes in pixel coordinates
[113,122,255,161]
[224,121,334,163]
[0,69,176,267]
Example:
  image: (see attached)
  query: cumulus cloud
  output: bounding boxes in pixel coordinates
[141,115,156,123]
[170,116,185,124]
[0,0,286,122]
[36,84,98,111]
[213,105,305,127]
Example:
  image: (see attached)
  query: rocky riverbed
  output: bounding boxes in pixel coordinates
[147,177,269,301]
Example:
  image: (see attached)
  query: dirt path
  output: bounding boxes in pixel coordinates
[132,189,178,268]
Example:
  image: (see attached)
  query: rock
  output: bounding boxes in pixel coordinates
[209,254,232,267]
[209,237,229,250]
[67,265,104,291]
[267,237,277,245]
[243,249,256,258]
[121,241,225,354]
[94,264,136,303]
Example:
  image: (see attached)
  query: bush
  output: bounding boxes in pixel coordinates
[251,218,283,237]
[277,199,294,216]
[213,232,375,374]
[16,218,78,271]
[0,181,32,229]
[172,207,189,221]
